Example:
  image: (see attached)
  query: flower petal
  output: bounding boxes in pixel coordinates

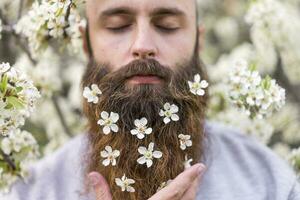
[196,89,205,96]
[134,119,141,127]
[163,117,170,124]
[146,159,153,168]
[103,126,111,134]
[140,117,147,126]
[97,119,105,126]
[105,145,112,152]
[145,128,152,135]
[137,156,146,164]
[127,186,135,193]
[171,114,179,121]
[102,159,110,166]
[110,112,119,122]
[115,178,122,186]
[131,129,138,135]
[153,151,162,158]
[170,104,178,113]
[148,142,154,151]
[110,124,119,133]
[137,133,145,139]
[101,111,109,119]
[164,103,171,110]
[194,74,201,82]
[138,146,147,154]
[100,150,108,157]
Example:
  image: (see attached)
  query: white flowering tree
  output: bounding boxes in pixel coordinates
[0,0,299,193]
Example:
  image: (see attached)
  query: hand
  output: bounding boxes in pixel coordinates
[87,163,206,200]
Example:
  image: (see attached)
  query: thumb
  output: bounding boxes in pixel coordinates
[88,172,112,200]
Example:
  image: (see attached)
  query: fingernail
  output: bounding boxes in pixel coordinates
[197,163,206,175]
[88,172,101,186]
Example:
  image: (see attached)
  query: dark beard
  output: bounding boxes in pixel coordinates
[81,53,209,199]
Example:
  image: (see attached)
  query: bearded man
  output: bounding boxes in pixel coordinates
[2,0,300,200]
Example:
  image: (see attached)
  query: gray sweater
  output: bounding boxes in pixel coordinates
[1,121,300,200]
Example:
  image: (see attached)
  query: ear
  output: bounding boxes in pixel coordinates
[79,25,89,57]
[197,24,205,53]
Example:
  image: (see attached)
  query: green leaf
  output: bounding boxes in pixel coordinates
[0,74,8,94]
[15,86,23,93]
[261,75,272,90]
[249,63,257,72]
[6,96,25,109]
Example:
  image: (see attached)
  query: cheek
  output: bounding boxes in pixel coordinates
[92,34,132,70]
[157,33,195,67]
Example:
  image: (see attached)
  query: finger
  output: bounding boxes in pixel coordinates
[88,171,112,200]
[149,163,206,200]
[181,171,204,200]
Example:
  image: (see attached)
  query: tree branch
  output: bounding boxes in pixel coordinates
[17,0,25,20]
[0,149,16,171]
[51,95,73,137]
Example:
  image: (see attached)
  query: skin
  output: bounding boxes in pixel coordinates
[82,0,206,199]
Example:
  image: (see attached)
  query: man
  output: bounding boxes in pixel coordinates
[1,0,300,199]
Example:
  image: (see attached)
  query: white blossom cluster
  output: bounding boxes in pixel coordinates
[15,0,86,57]
[0,129,39,193]
[83,74,207,193]
[0,62,40,193]
[0,62,41,135]
[228,60,285,119]
[245,0,300,84]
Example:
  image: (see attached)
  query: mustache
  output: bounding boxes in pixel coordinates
[103,58,174,83]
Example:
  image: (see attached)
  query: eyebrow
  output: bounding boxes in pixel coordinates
[99,6,185,18]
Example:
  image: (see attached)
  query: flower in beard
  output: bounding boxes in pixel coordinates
[159,103,179,124]
[83,84,102,104]
[130,117,152,139]
[115,174,135,193]
[188,74,209,96]
[178,134,192,150]
[184,155,193,169]
[137,142,162,168]
[97,111,119,134]
[100,145,120,166]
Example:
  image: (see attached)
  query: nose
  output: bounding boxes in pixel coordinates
[131,23,157,60]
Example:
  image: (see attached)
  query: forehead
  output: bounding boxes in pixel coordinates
[86,0,196,19]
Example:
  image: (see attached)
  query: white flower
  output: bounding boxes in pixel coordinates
[0,62,10,74]
[228,60,285,119]
[97,111,119,134]
[178,134,192,150]
[1,137,12,155]
[100,146,120,166]
[188,74,209,96]
[83,84,102,104]
[184,155,193,169]
[137,142,162,168]
[115,174,135,193]
[130,117,152,139]
[159,103,179,124]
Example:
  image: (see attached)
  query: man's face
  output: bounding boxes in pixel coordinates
[86,0,198,81]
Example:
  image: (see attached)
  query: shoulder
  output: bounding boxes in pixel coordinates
[0,134,91,200]
[199,121,299,200]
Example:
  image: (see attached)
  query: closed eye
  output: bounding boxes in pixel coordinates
[107,24,132,32]
[155,25,179,33]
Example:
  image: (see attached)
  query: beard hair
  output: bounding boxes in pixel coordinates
[81,52,209,200]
